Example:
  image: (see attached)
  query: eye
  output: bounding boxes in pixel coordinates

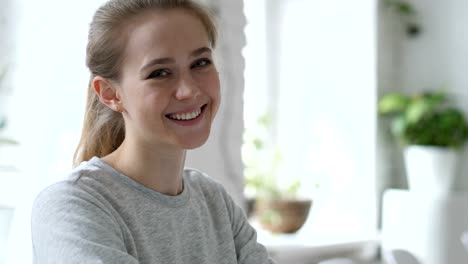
[191,59,212,69]
[147,69,171,79]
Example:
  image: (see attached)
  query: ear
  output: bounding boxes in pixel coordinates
[92,76,124,113]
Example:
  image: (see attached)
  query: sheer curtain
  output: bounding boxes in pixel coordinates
[244,0,378,240]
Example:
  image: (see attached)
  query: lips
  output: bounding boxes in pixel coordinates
[166,104,207,121]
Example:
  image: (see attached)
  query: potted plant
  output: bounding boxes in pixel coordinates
[242,114,312,233]
[378,90,468,195]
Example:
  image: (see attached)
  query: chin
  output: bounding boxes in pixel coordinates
[180,133,210,150]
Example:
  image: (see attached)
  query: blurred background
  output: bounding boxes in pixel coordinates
[1,0,468,263]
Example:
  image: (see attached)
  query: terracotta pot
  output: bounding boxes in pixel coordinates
[254,198,312,234]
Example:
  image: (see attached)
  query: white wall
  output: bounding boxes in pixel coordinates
[399,0,468,99]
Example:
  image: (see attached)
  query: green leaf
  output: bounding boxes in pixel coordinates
[378,92,409,114]
[252,138,264,150]
[405,98,432,123]
[286,180,301,196]
[402,108,468,148]
[258,113,271,128]
[425,90,446,105]
[391,115,407,139]
[384,0,416,15]
[396,2,415,15]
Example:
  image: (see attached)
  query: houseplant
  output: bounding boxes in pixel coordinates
[378,90,468,195]
[242,114,312,233]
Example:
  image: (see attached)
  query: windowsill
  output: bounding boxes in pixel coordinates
[250,219,380,263]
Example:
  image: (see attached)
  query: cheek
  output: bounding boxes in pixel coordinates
[207,73,221,114]
[204,71,220,97]
[195,70,220,105]
[125,88,165,123]
[143,91,168,116]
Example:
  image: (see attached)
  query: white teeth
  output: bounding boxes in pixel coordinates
[168,108,202,121]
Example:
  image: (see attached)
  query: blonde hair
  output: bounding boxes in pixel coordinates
[73,0,218,167]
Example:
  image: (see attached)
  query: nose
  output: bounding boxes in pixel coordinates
[175,73,201,100]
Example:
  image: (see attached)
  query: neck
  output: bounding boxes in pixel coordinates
[102,139,186,196]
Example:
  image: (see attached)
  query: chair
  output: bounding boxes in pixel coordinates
[383,249,421,264]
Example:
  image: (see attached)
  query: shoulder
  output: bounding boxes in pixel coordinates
[32,160,116,223]
[34,159,103,200]
[31,163,136,263]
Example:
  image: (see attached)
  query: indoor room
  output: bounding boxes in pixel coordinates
[0,0,467,263]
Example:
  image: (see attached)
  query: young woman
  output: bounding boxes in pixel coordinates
[31,0,275,263]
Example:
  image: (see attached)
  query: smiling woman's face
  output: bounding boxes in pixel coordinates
[115,8,220,150]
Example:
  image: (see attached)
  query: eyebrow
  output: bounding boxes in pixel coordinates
[140,47,212,74]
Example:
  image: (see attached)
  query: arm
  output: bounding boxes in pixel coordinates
[219,186,276,264]
[31,183,139,264]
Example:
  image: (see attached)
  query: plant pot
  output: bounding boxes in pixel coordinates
[254,198,312,234]
[404,145,460,196]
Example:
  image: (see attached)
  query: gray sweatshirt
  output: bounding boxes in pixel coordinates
[31,157,274,264]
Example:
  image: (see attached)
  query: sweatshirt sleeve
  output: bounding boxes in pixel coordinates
[31,182,139,264]
[218,185,276,264]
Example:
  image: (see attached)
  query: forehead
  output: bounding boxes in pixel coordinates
[122,9,210,62]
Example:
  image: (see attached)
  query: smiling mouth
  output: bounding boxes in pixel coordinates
[166,104,207,121]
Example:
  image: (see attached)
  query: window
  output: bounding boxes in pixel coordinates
[243,0,378,241]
